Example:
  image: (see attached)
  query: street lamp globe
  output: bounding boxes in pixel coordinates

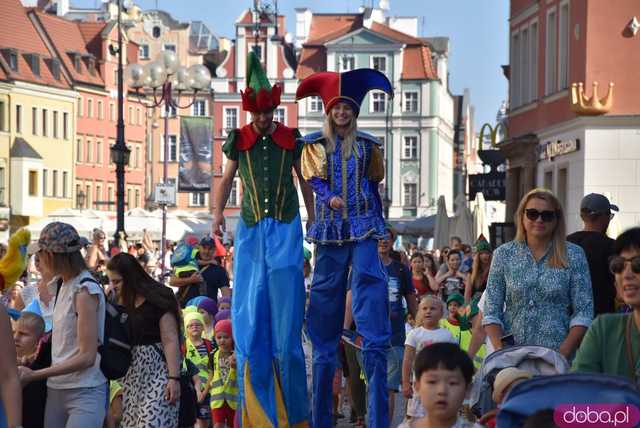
[188,64,211,91]
[146,61,167,89]
[159,50,179,76]
[125,63,146,89]
[172,65,193,92]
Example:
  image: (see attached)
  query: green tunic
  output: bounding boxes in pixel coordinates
[572,313,640,381]
[222,127,303,227]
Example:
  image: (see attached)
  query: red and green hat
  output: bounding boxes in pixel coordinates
[240,52,281,112]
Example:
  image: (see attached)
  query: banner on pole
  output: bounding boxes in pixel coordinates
[179,116,212,192]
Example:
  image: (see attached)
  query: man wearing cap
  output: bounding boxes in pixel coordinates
[567,193,618,315]
[213,52,314,427]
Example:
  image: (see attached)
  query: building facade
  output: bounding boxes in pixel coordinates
[295,6,456,220]
[504,0,640,233]
[1,0,77,231]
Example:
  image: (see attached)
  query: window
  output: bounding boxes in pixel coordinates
[371,92,386,113]
[135,145,141,168]
[126,188,132,208]
[274,107,286,124]
[76,138,83,163]
[135,189,140,208]
[95,184,102,204]
[62,171,68,198]
[88,99,94,118]
[229,179,239,206]
[42,108,48,137]
[96,141,102,164]
[163,44,176,52]
[75,184,82,208]
[77,97,83,117]
[32,107,37,135]
[139,44,150,59]
[224,108,238,130]
[0,101,5,131]
[53,111,59,138]
[309,96,323,113]
[97,100,104,120]
[161,105,177,117]
[63,112,69,139]
[545,9,558,96]
[372,56,386,74]
[558,3,569,90]
[339,55,355,72]
[521,27,530,104]
[136,108,141,125]
[403,136,418,159]
[110,103,115,121]
[404,92,418,113]
[51,58,61,80]
[8,52,17,71]
[28,170,38,197]
[85,184,92,208]
[190,192,206,207]
[153,26,161,38]
[52,170,58,197]
[108,185,114,205]
[160,135,178,162]
[530,22,539,102]
[42,169,48,197]
[0,167,5,202]
[510,31,520,107]
[192,100,206,116]
[16,105,22,133]
[128,106,133,124]
[403,183,417,207]
[86,140,93,163]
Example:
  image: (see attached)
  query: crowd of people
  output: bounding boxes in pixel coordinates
[1,53,639,428]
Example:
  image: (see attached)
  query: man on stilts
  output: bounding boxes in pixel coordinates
[213,52,314,427]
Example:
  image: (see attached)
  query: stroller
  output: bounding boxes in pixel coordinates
[469,345,569,418]
[497,373,640,427]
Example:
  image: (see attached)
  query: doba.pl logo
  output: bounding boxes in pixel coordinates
[554,404,640,427]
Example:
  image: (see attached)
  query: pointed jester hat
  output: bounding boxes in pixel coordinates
[296,69,394,116]
[241,51,281,112]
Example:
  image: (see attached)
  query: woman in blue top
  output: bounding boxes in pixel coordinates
[482,188,594,358]
[296,69,393,428]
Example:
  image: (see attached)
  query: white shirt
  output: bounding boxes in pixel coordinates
[405,326,457,353]
[48,270,106,389]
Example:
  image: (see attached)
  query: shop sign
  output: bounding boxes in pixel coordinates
[538,138,580,161]
[469,171,506,201]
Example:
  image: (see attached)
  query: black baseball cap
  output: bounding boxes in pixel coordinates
[580,193,619,215]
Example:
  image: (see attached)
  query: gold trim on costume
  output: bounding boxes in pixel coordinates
[301,143,327,181]
[362,140,368,214]
[355,140,360,217]
[329,155,335,222]
[367,144,385,182]
[341,153,348,220]
[276,149,286,219]
[240,153,259,222]
[245,150,262,222]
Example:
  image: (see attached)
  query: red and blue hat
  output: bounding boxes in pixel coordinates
[295,69,394,116]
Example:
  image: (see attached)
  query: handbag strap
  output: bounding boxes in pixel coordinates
[625,314,637,383]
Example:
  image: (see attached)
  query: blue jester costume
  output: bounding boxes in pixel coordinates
[223,53,308,427]
[296,69,394,428]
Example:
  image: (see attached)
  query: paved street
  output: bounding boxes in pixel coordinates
[335,395,406,427]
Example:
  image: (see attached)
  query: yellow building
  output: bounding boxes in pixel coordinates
[1,0,77,231]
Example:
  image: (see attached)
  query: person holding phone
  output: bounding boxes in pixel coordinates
[482,189,594,358]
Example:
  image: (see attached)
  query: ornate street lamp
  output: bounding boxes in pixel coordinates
[126,50,211,280]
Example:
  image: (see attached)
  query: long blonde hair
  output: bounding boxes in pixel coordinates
[514,188,568,269]
[322,109,358,160]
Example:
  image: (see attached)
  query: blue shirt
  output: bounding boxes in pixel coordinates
[385,260,414,347]
[482,240,593,351]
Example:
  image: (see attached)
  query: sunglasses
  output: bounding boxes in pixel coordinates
[609,256,640,275]
[525,209,557,223]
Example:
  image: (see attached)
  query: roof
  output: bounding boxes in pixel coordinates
[32,11,104,87]
[0,0,70,88]
[297,11,437,81]
[77,22,105,58]
[10,137,42,159]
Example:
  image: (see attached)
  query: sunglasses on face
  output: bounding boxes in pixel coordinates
[525,208,557,223]
[609,256,640,275]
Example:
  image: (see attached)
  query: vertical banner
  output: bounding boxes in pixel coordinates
[179,116,213,192]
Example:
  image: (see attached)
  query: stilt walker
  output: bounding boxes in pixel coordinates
[296,69,394,428]
[213,52,313,427]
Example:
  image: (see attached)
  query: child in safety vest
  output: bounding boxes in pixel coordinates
[440,294,486,368]
[205,319,237,428]
[185,311,215,428]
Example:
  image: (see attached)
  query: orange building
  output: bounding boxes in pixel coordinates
[31,10,146,212]
[503,0,640,233]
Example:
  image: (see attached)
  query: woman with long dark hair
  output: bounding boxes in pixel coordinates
[106,253,181,427]
[410,253,438,297]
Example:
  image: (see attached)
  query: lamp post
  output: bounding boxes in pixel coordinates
[126,51,211,280]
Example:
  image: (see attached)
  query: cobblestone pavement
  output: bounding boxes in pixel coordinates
[335,394,406,427]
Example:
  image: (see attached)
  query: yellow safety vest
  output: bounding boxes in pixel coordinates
[209,349,238,410]
[186,339,213,385]
[440,319,486,368]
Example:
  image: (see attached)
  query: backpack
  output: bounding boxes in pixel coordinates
[55,276,132,380]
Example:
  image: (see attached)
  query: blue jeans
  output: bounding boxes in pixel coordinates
[307,238,391,428]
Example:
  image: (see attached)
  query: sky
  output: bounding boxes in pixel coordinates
[74,0,509,130]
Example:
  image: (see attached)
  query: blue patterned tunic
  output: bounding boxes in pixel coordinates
[482,240,594,350]
[301,131,386,245]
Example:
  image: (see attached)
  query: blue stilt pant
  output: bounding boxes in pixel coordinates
[307,239,391,428]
